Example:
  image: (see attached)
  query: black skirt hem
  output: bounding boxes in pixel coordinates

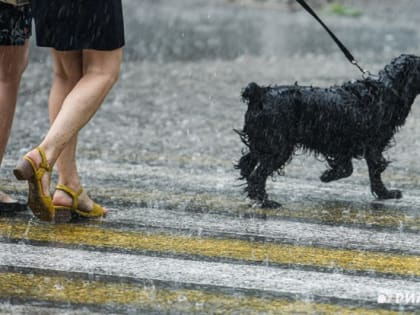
[36,42,125,51]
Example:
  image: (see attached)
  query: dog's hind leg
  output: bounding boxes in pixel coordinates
[320,156,353,183]
[235,152,258,180]
[247,148,293,208]
[365,150,402,199]
[247,163,279,208]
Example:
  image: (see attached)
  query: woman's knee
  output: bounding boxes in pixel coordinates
[52,49,83,83]
[92,64,120,88]
[104,64,121,87]
[0,43,29,83]
[53,67,82,85]
[83,49,122,86]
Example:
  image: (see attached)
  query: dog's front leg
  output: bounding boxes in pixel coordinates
[247,162,281,208]
[365,151,402,199]
[320,156,353,182]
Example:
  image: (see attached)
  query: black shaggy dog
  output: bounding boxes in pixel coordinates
[236,54,420,208]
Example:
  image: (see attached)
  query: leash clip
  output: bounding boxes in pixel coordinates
[352,60,375,79]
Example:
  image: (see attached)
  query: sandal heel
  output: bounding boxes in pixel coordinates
[54,208,73,223]
[13,158,35,180]
[14,147,55,222]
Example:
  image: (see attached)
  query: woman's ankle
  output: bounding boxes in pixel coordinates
[52,189,73,207]
[25,149,42,166]
[26,147,53,168]
[56,179,81,193]
[25,148,53,197]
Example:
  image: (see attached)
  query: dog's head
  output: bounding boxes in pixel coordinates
[379,54,420,96]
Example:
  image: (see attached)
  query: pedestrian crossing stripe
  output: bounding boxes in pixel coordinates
[0,272,406,315]
[0,218,418,277]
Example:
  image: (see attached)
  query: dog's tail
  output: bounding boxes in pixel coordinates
[241,82,265,111]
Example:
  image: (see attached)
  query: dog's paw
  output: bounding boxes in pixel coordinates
[320,170,334,183]
[376,189,402,200]
[261,199,282,209]
[320,168,352,183]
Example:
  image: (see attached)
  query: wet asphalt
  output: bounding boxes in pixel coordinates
[0,0,420,314]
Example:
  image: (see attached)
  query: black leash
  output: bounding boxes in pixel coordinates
[295,0,372,77]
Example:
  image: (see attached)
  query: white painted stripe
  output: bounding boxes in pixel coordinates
[110,207,420,255]
[0,244,418,304]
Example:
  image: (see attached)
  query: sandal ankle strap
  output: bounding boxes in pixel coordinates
[36,147,52,172]
[55,184,83,210]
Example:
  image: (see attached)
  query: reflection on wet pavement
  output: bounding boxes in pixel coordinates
[1,0,420,314]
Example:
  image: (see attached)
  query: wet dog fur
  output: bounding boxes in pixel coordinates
[236,54,420,208]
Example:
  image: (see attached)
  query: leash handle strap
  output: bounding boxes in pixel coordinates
[295,0,367,75]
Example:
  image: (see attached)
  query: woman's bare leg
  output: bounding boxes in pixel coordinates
[0,41,29,203]
[39,48,122,161]
[47,50,83,206]
[25,48,122,210]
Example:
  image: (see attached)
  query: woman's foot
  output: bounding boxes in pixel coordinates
[14,147,54,221]
[53,184,108,218]
[0,190,18,203]
[0,190,27,212]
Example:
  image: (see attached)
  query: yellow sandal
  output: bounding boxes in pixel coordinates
[54,184,107,219]
[13,147,55,222]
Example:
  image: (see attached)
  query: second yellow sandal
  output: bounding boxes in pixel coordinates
[13,147,55,222]
[54,184,107,219]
